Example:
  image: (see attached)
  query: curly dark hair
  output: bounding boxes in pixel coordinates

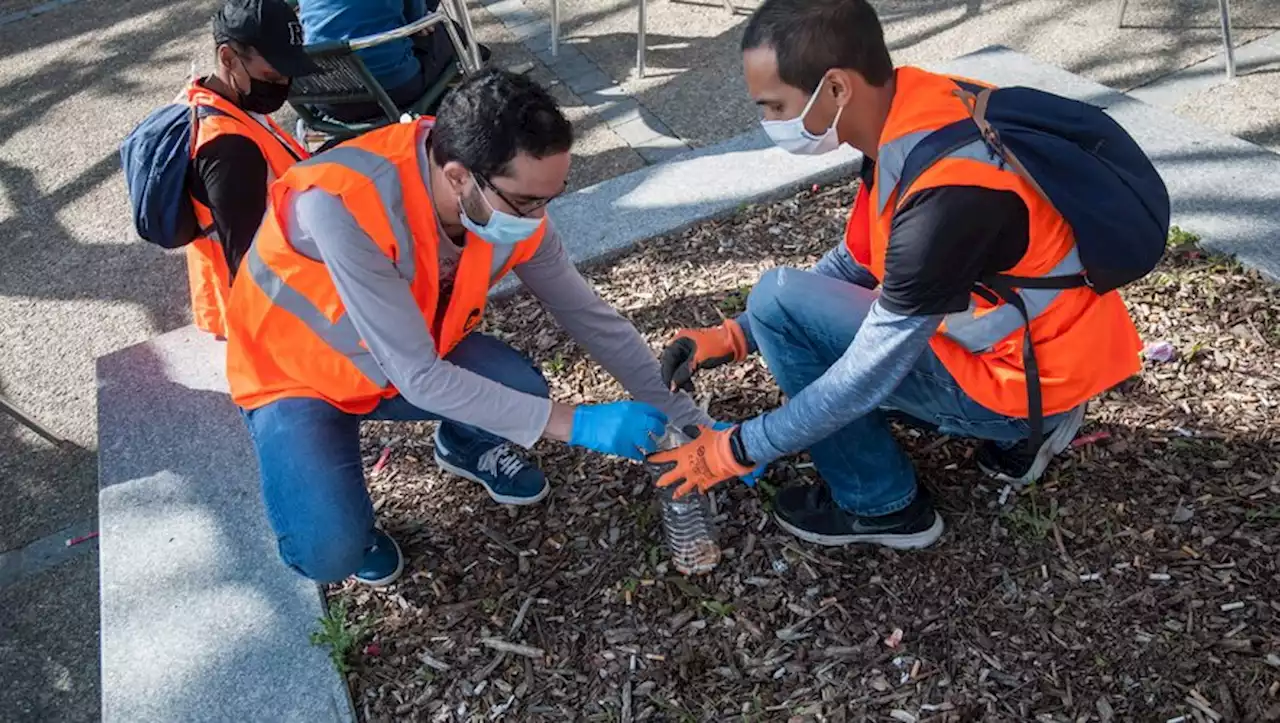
[431,68,574,179]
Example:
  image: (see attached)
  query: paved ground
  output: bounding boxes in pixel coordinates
[1,0,1278,718]
[483,0,1280,162]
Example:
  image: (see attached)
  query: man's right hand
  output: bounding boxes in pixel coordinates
[660,319,749,392]
[567,401,669,461]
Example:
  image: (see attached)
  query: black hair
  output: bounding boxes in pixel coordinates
[432,68,574,179]
[741,0,893,92]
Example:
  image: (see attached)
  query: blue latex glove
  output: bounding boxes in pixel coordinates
[570,401,669,461]
[712,420,765,486]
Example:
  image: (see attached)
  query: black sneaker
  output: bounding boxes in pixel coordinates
[773,483,944,549]
[976,403,1087,486]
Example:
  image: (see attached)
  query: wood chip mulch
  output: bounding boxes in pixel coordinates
[333,180,1280,722]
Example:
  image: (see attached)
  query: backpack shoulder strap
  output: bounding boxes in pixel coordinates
[895,79,999,208]
[987,272,1090,290]
[896,119,982,208]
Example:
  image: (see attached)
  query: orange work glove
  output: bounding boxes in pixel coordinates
[659,319,748,392]
[647,425,756,499]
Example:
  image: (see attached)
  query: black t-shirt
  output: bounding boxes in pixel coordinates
[189,134,270,279]
[187,83,301,279]
[870,160,1031,317]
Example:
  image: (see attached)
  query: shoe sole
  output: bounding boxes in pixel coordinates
[354,534,404,587]
[979,403,1088,486]
[774,510,945,549]
[434,453,549,506]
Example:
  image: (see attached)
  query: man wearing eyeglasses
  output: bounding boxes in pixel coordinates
[224,68,709,586]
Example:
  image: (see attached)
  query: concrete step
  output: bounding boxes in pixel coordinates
[96,326,354,723]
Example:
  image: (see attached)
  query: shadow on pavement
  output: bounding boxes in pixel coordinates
[0,0,213,333]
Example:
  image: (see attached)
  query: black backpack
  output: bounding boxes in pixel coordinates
[120,103,227,249]
[899,80,1171,454]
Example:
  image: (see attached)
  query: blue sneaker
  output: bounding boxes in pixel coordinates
[433,429,549,505]
[354,529,404,587]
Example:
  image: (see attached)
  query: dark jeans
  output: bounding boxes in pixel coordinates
[745,267,1068,515]
[317,27,460,123]
[242,333,548,582]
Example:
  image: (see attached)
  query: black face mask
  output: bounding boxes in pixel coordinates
[235,55,291,114]
[239,76,292,114]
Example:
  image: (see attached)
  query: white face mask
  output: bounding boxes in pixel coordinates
[761,79,845,156]
[458,175,542,246]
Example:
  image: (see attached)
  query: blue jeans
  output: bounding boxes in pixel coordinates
[745,268,1063,516]
[243,333,549,582]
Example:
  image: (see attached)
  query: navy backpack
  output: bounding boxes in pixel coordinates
[120,103,227,249]
[898,80,1171,454]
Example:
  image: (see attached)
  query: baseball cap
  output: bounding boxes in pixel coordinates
[213,0,320,78]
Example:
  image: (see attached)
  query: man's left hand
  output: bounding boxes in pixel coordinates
[647,424,757,499]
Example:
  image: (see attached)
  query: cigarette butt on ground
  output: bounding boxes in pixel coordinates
[66,531,99,547]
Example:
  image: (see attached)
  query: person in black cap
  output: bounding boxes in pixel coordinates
[176,0,318,339]
[210,0,321,112]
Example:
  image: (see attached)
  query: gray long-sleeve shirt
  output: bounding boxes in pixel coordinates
[734,243,940,464]
[733,180,1034,466]
[286,165,708,449]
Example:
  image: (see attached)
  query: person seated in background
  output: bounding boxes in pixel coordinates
[184,0,316,338]
[298,0,489,123]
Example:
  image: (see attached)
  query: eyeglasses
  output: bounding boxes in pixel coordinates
[477,174,566,218]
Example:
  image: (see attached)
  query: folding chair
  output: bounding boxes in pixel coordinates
[288,0,484,144]
[1116,0,1236,79]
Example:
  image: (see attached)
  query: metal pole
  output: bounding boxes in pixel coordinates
[551,0,559,57]
[0,395,70,447]
[1218,0,1236,80]
[636,0,646,78]
[1113,0,1128,28]
[441,13,476,74]
[442,0,482,72]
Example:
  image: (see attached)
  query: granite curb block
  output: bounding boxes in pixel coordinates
[97,327,355,723]
[931,46,1280,282]
[1127,30,1280,111]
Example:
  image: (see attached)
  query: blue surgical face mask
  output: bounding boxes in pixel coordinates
[459,176,542,246]
[760,79,845,156]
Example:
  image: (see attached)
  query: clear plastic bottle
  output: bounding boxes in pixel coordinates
[652,427,721,576]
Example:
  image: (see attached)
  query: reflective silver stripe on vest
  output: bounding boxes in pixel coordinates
[295,147,416,282]
[246,247,390,387]
[877,136,1003,214]
[875,126,1082,354]
[940,246,1084,353]
[875,129,932,214]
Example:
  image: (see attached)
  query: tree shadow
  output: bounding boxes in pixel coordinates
[527,0,1278,165]
[0,0,213,65]
[0,0,213,332]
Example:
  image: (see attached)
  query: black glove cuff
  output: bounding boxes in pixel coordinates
[729,427,755,467]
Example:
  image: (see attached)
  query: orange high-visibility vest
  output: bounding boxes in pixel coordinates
[224,118,546,413]
[185,81,309,338]
[845,67,1142,418]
